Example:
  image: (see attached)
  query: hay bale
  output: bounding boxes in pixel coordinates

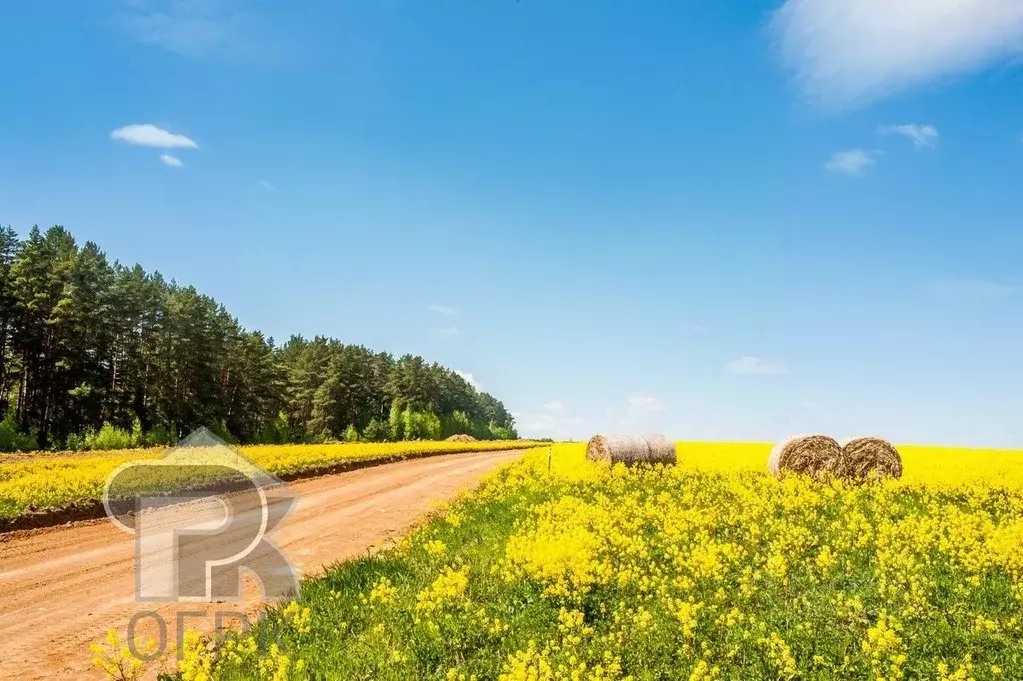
[585,434,677,466]
[836,436,902,481]
[767,434,842,479]
[444,434,477,443]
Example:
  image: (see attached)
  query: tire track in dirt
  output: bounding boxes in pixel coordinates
[0,449,524,680]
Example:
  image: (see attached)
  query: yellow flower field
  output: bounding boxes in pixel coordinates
[0,440,543,522]
[166,441,1023,681]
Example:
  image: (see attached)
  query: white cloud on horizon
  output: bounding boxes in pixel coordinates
[879,124,940,148]
[724,357,789,376]
[512,406,583,439]
[454,370,481,391]
[111,124,198,149]
[159,153,183,167]
[544,401,565,412]
[773,0,1023,108]
[825,149,877,175]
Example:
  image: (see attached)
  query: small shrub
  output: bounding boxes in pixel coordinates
[66,432,86,451]
[362,417,388,442]
[255,412,304,445]
[84,423,134,451]
[444,410,473,438]
[130,417,144,447]
[0,415,37,452]
[487,423,517,441]
[342,423,360,442]
[143,425,175,447]
[388,401,404,441]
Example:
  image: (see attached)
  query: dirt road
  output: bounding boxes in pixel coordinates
[0,448,524,680]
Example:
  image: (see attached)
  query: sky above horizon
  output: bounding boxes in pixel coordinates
[2,0,1022,447]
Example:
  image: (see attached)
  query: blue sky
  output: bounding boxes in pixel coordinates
[2,0,1022,447]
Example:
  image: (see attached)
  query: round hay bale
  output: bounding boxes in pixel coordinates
[836,436,902,481]
[585,434,677,466]
[767,434,842,480]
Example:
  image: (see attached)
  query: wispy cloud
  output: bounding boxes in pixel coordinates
[773,0,1023,108]
[114,0,267,60]
[724,357,788,376]
[111,123,197,149]
[544,401,565,412]
[438,326,461,338]
[605,394,668,429]
[257,179,276,192]
[428,304,459,316]
[511,408,583,438]
[159,153,183,167]
[879,124,939,148]
[825,149,877,175]
[926,279,1017,299]
[627,395,666,412]
[454,370,480,390]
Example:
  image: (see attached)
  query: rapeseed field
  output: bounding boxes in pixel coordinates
[0,440,538,521]
[145,443,1023,679]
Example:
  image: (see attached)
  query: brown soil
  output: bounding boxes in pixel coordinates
[0,449,524,680]
[444,434,477,442]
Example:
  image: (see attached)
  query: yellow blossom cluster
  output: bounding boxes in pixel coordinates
[166,441,1023,680]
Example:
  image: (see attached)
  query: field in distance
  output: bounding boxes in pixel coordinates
[158,441,1023,681]
[0,440,544,525]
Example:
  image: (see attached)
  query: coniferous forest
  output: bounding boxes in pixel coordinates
[0,225,517,451]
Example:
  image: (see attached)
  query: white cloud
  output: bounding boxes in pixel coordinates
[544,401,564,412]
[115,0,249,58]
[879,124,940,148]
[512,409,583,438]
[773,0,1023,107]
[724,357,788,376]
[926,279,1017,298]
[428,304,459,316]
[111,124,198,149]
[257,179,276,192]
[605,394,668,429]
[454,370,481,390]
[627,395,666,412]
[825,150,877,175]
[159,153,183,167]
[438,326,461,338]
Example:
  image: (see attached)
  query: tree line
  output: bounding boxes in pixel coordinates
[0,225,516,451]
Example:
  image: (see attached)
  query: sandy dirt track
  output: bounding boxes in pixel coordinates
[0,448,525,680]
